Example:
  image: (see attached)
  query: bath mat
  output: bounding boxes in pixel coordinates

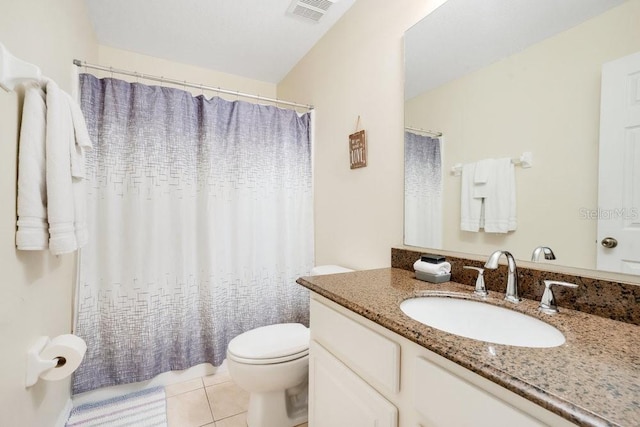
[66,386,167,427]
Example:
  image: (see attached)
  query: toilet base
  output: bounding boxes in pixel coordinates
[246,382,308,427]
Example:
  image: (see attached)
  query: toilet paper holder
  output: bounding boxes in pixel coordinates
[25,336,62,388]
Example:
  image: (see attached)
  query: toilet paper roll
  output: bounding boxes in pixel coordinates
[39,334,87,381]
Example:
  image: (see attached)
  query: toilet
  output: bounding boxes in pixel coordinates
[226,265,353,427]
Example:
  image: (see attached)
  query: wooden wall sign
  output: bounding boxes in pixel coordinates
[349,129,367,169]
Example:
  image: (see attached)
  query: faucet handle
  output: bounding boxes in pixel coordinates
[463,266,487,297]
[539,280,578,314]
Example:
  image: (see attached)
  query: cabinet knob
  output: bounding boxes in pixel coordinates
[601,237,618,248]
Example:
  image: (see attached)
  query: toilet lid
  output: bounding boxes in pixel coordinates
[227,323,310,362]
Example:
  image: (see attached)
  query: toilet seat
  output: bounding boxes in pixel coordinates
[227,323,309,365]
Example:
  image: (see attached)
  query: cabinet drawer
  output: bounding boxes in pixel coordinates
[414,357,545,427]
[310,341,398,427]
[310,298,400,393]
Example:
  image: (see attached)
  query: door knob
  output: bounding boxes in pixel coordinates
[601,237,618,248]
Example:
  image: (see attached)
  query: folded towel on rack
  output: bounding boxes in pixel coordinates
[482,157,517,233]
[16,83,49,250]
[16,78,92,254]
[46,79,78,253]
[460,163,483,232]
[473,158,493,198]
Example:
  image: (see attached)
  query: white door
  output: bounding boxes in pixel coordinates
[309,340,398,427]
[597,51,640,274]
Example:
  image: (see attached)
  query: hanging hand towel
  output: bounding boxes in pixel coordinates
[483,158,517,233]
[67,93,92,248]
[473,158,494,199]
[460,162,483,232]
[16,83,49,250]
[46,79,78,254]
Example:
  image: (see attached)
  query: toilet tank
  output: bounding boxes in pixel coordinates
[310,265,354,276]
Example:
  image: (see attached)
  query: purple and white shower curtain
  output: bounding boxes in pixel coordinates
[73,74,313,394]
[404,131,442,248]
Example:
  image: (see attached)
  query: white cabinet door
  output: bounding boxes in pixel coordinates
[309,340,398,427]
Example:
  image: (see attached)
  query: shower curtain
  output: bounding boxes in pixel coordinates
[73,74,313,394]
[404,131,442,248]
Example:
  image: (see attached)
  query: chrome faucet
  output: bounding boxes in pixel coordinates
[531,246,556,262]
[484,250,520,303]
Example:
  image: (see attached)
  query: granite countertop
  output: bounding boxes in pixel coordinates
[297,268,640,427]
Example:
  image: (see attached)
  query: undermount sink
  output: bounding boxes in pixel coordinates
[400,296,565,348]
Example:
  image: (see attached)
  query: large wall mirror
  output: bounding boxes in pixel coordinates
[404,0,640,279]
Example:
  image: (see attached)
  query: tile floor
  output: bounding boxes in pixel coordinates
[164,370,308,427]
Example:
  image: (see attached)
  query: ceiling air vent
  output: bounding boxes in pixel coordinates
[287,0,338,23]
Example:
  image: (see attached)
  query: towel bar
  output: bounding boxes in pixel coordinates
[0,42,41,92]
[451,152,532,176]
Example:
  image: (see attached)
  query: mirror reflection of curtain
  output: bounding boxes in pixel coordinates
[404,131,442,248]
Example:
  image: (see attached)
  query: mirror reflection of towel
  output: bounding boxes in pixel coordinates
[460,158,516,233]
[460,163,482,232]
[482,158,517,233]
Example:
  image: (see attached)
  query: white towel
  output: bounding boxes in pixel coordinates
[483,158,517,233]
[16,78,92,254]
[473,158,494,198]
[67,92,92,248]
[46,79,78,254]
[460,163,483,232]
[413,260,451,275]
[16,83,49,250]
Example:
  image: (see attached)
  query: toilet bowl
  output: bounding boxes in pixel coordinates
[227,323,310,427]
[226,265,353,427]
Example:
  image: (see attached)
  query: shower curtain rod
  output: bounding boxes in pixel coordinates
[405,126,443,137]
[72,59,314,110]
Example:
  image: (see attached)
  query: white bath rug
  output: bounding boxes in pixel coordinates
[66,386,167,427]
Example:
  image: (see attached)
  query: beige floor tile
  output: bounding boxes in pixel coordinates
[215,412,247,427]
[203,370,232,387]
[206,382,250,420]
[166,388,214,427]
[165,377,204,398]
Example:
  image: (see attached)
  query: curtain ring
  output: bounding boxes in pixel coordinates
[109,66,114,79]
[135,72,140,83]
[199,84,204,96]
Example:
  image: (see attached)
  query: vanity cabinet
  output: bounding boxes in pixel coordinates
[309,293,576,427]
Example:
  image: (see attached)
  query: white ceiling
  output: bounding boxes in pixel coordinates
[84,0,356,84]
[405,0,627,99]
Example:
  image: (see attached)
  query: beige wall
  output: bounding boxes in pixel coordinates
[0,0,98,425]
[405,0,640,269]
[278,0,447,270]
[97,45,277,100]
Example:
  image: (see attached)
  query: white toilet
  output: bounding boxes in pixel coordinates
[226,265,353,427]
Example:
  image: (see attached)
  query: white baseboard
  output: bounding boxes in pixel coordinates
[55,398,73,427]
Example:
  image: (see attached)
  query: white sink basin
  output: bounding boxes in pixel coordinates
[400,296,565,348]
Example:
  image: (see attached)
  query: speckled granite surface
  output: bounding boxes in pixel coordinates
[297,268,640,427]
[392,248,640,325]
